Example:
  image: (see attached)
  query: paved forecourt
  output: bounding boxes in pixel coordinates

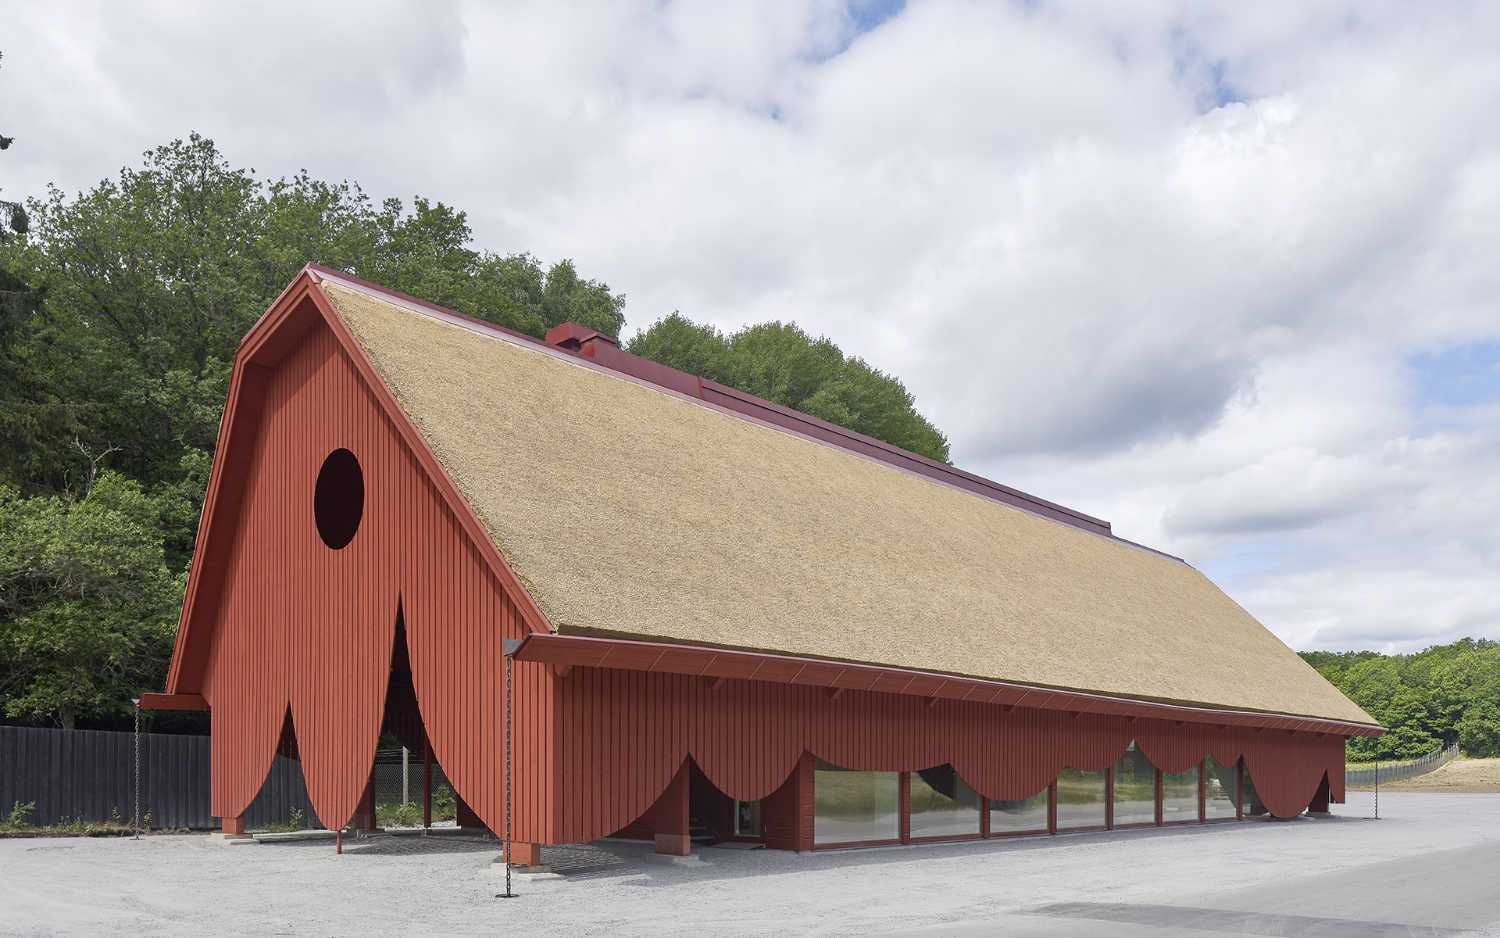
[2,792,1498,936]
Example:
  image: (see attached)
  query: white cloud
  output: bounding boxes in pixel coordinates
[5,0,1500,652]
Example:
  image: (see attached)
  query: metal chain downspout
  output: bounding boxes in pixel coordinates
[497,642,517,899]
[132,698,141,840]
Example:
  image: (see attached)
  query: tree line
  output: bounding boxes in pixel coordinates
[1301,639,1500,761]
[0,130,948,729]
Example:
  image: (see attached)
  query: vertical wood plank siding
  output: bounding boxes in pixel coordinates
[553,667,1345,843]
[201,321,552,838]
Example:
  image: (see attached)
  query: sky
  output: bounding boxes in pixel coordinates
[5,1,1499,653]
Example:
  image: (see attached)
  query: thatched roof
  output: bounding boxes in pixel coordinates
[320,276,1376,727]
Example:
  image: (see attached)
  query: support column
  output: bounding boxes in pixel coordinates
[1235,759,1245,820]
[422,736,433,830]
[898,772,912,843]
[1047,782,1057,834]
[1198,759,1207,823]
[1155,769,1164,826]
[455,792,485,831]
[646,760,692,856]
[221,815,246,836]
[760,752,814,851]
[980,798,991,838]
[1307,773,1331,816]
[1105,768,1115,830]
[353,771,377,831]
[508,841,543,866]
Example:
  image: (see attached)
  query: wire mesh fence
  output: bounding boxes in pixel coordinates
[1345,741,1460,789]
[371,747,456,828]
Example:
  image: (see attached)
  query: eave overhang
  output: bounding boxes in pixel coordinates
[138,693,209,712]
[509,633,1384,738]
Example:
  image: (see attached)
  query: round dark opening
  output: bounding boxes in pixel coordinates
[314,448,364,549]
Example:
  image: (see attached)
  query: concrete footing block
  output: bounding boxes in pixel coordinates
[208,831,257,845]
[251,829,337,843]
[643,852,707,867]
[489,858,562,879]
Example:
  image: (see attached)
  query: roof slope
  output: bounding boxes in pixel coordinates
[320,277,1376,727]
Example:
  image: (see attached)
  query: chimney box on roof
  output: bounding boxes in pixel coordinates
[545,322,618,353]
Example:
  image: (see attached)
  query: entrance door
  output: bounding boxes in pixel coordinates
[734,800,762,838]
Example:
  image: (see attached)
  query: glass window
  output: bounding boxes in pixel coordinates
[1242,766,1268,816]
[988,787,1048,834]
[1161,764,1199,823]
[1054,767,1107,830]
[1113,741,1157,826]
[909,765,981,839]
[814,760,900,845]
[1205,755,1238,819]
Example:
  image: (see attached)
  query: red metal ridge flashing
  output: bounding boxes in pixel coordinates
[510,633,1383,738]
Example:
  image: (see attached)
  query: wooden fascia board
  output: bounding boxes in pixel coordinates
[511,633,1385,738]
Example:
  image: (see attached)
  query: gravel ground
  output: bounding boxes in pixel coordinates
[2,792,1498,937]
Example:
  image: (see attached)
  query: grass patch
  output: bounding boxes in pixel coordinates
[0,801,135,838]
[375,783,458,828]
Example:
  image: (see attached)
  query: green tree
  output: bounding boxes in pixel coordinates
[626,312,731,381]
[629,316,951,462]
[1457,700,1500,758]
[1302,638,1500,761]
[0,473,181,728]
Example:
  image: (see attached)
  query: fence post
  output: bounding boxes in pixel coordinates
[402,746,409,806]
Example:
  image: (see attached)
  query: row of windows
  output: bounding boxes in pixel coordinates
[813,742,1262,847]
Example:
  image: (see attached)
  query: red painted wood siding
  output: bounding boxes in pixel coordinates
[200,320,554,837]
[554,667,1344,844]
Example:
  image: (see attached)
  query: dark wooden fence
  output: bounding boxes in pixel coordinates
[0,725,319,830]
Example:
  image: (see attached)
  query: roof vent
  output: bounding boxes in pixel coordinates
[545,322,618,354]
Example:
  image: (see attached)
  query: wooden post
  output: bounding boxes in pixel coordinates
[509,841,543,866]
[422,736,433,829]
[1155,768,1163,826]
[1047,782,1057,834]
[980,797,991,838]
[1308,773,1331,815]
[899,772,912,843]
[1105,768,1115,830]
[1198,759,1206,823]
[648,760,692,856]
[1235,759,1244,820]
[353,770,377,831]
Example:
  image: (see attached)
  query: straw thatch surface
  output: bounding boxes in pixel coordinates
[323,281,1376,726]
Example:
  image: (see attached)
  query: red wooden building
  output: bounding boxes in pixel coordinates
[144,265,1380,861]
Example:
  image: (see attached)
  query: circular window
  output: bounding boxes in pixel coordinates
[314,448,364,549]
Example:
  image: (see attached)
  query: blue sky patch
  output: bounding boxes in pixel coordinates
[1412,341,1500,409]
